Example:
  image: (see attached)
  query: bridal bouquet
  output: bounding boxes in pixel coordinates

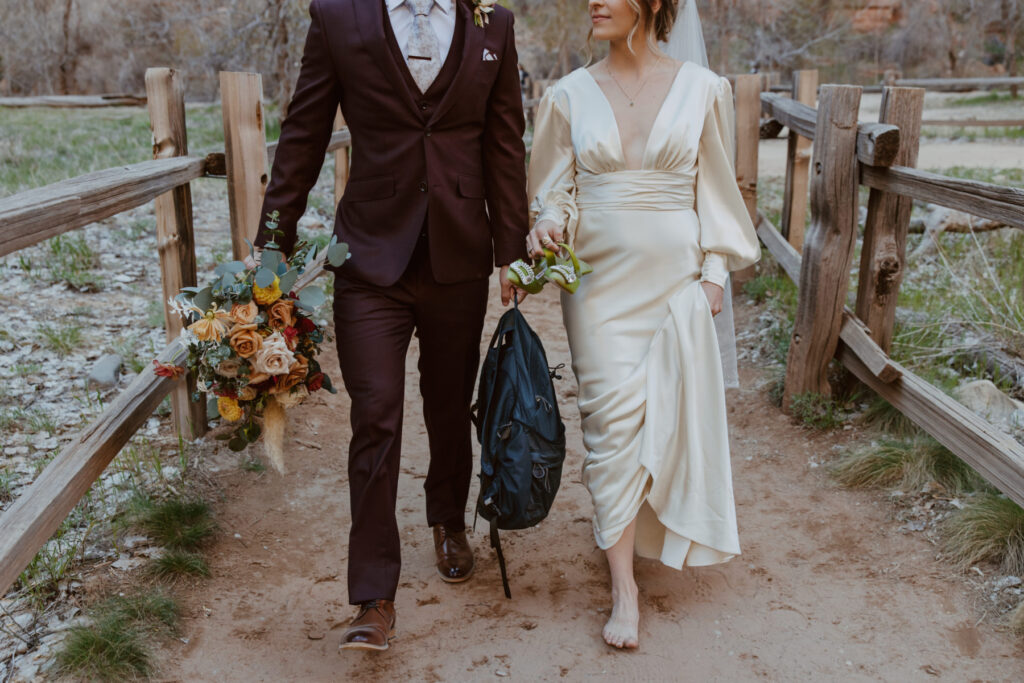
[156,211,348,473]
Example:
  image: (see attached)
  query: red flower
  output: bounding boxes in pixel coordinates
[152,360,185,379]
[213,386,238,399]
[307,372,324,392]
[282,326,299,349]
[297,316,316,334]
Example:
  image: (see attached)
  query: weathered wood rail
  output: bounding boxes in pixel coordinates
[745,73,1024,508]
[0,70,350,596]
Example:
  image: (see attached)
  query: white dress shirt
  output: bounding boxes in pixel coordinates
[386,0,457,62]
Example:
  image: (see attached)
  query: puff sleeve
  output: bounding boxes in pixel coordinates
[526,86,579,245]
[694,76,760,288]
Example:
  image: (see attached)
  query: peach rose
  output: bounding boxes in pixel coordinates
[252,332,294,376]
[229,323,262,359]
[215,359,242,378]
[267,299,297,330]
[230,300,259,325]
[237,385,258,401]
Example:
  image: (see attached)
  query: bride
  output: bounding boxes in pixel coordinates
[522,0,760,649]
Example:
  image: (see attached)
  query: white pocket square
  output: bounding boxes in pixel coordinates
[482,48,498,62]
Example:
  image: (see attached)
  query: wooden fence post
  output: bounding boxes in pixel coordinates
[220,72,269,260]
[781,69,818,250]
[732,74,761,290]
[854,87,925,353]
[145,67,206,439]
[333,107,349,209]
[783,85,863,408]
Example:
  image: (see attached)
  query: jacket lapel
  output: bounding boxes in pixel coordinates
[428,0,485,124]
[353,0,419,116]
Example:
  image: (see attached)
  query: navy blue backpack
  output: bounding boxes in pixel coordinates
[472,297,566,598]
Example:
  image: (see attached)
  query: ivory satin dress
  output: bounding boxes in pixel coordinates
[528,62,760,568]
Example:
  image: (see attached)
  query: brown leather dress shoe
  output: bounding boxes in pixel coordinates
[433,525,475,583]
[339,599,396,652]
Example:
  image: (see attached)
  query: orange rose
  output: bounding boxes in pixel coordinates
[267,299,297,330]
[230,300,259,325]
[229,323,262,359]
[272,354,308,393]
[246,371,270,386]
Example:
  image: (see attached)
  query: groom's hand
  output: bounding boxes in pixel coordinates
[243,247,263,270]
[500,265,527,306]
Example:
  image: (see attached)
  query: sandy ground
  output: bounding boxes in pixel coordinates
[153,279,1023,682]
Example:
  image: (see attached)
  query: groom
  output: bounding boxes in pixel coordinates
[253,0,528,652]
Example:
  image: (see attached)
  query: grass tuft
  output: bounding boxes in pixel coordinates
[942,493,1024,575]
[149,550,210,579]
[789,392,848,430]
[55,589,178,681]
[859,396,921,437]
[132,497,215,551]
[831,435,985,495]
[38,323,82,357]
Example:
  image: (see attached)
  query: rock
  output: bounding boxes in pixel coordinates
[993,576,1022,591]
[298,215,326,232]
[12,612,34,630]
[953,379,1024,430]
[88,354,122,388]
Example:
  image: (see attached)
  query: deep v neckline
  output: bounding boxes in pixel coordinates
[583,62,688,171]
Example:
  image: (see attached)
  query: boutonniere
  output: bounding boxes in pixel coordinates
[472,0,496,28]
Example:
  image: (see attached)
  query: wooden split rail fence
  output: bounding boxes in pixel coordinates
[731,71,1024,509]
[3,65,1023,595]
[0,68,350,594]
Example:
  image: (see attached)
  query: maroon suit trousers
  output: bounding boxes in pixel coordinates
[332,234,488,604]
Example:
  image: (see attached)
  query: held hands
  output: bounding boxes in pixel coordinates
[500,265,523,306]
[700,281,724,316]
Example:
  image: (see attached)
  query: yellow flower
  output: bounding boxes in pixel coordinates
[217,396,243,422]
[253,276,282,306]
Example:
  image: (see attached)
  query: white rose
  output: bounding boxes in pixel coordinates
[252,332,295,376]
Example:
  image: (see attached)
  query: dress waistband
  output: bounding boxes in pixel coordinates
[576,170,696,212]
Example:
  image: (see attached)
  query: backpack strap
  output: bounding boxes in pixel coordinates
[489,518,512,599]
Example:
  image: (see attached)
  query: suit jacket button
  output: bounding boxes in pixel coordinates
[419,182,428,192]
[425,128,431,137]
[419,103,428,111]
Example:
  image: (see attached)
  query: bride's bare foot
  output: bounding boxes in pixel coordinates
[602,581,639,649]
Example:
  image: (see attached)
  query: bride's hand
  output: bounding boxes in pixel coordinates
[700,281,724,316]
[525,219,564,259]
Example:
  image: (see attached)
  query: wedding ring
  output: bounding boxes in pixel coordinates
[541,237,554,245]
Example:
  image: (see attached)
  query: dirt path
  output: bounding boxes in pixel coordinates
[156,280,1022,682]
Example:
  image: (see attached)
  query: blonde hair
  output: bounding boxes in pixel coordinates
[586,0,678,61]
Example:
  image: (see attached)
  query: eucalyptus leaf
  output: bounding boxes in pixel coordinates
[279,269,300,294]
[206,398,219,421]
[263,249,284,271]
[228,436,248,452]
[255,267,277,288]
[181,286,203,294]
[193,286,213,312]
[304,244,317,266]
[298,286,326,309]
[327,242,349,267]
[244,238,255,258]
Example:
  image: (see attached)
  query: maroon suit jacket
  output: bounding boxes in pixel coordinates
[254,0,529,286]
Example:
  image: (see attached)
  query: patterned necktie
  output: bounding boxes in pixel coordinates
[404,0,442,93]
